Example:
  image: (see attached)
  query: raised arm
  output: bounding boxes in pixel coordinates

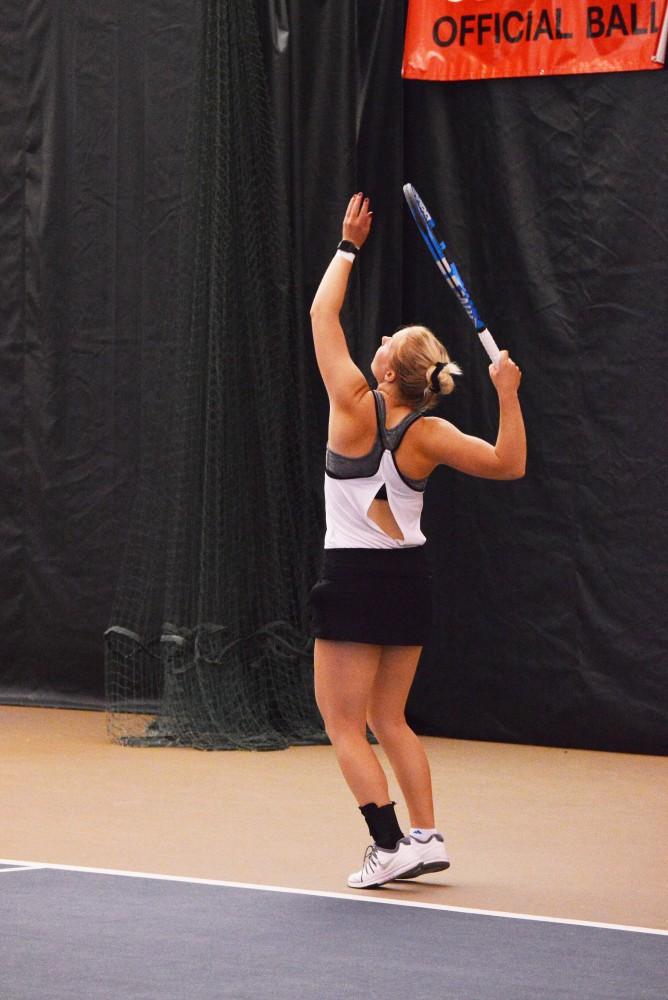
[422,351,526,480]
[309,194,373,408]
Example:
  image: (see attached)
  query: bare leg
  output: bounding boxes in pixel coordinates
[313,639,391,807]
[366,645,436,829]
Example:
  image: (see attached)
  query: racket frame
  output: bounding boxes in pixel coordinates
[403,183,501,365]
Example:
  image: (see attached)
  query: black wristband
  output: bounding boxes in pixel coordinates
[337,239,359,255]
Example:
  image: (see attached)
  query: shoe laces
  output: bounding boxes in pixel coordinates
[362,843,380,877]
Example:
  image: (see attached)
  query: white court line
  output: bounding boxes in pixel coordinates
[0,866,45,874]
[1,857,666,937]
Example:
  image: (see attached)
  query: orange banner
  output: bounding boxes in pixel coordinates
[403,1,668,81]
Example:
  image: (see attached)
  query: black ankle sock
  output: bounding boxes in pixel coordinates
[359,801,404,849]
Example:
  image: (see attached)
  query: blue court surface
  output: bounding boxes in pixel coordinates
[1,860,666,1000]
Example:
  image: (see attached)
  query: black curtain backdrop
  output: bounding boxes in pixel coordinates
[1,0,666,752]
[1,0,197,704]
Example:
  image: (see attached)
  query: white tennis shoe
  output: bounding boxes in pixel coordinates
[393,831,450,879]
[347,837,422,889]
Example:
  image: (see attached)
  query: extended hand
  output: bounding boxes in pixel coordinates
[342,193,373,249]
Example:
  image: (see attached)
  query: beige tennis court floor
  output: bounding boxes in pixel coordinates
[1,705,666,930]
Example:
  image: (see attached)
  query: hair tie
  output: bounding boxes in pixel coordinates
[430,362,446,393]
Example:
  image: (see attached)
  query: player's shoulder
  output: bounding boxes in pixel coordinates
[419,414,456,434]
[415,414,458,458]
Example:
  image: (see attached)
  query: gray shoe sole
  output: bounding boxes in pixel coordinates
[393,859,451,880]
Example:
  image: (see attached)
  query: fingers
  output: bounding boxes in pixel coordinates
[494,349,509,367]
[489,350,518,371]
[345,194,361,219]
[342,193,373,247]
[489,350,521,382]
[346,193,371,218]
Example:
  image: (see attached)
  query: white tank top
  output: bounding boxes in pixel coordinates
[324,391,428,549]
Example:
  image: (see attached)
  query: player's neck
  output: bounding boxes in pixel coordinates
[377,382,413,415]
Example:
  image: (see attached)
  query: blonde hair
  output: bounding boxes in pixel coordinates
[391,325,462,411]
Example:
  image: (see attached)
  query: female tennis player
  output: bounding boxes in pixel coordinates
[309,193,526,888]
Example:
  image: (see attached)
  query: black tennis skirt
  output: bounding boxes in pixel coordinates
[309,546,433,646]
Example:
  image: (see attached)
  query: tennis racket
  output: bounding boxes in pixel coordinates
[403,183,500,366]
[652,1,668,63]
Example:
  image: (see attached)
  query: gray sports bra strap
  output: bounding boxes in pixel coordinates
[372,391,423,451]
[372,391,389,448]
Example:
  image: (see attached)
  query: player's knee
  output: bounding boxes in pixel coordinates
[319,707,366,744]
[367,714,409,743]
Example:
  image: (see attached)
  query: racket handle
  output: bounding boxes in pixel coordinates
[478,328,501,366]
[652,2,668,62]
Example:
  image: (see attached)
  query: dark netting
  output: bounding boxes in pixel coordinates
[104,0,327,749]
